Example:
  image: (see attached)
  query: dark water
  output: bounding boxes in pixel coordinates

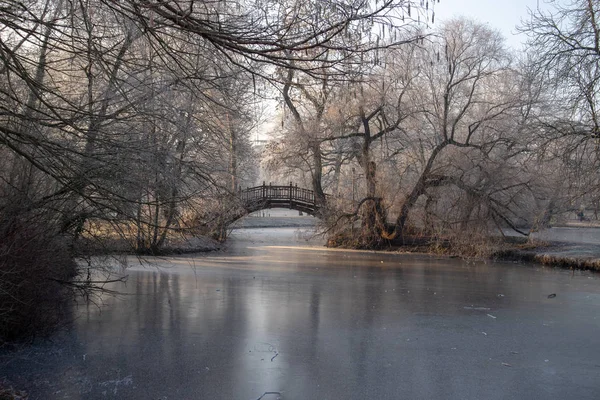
[2,228,600,399]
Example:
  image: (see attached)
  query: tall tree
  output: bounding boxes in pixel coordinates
[379,19,534,243]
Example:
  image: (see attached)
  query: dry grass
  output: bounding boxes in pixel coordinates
[493,246,600,271]
[531,254,600,271]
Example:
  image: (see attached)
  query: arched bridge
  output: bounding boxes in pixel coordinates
[239,182,322,216]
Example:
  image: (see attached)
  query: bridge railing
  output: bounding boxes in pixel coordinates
[240,182,316,205]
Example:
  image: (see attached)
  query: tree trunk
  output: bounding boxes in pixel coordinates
[386,141,448,242]
[229,118,238,192]
[310,141,326,206]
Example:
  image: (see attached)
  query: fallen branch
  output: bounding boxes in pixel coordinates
[256,391,282,400]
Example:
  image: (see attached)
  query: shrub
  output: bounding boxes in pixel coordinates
[0,209,77,343]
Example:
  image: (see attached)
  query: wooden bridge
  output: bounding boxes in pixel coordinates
[239,182,321,216]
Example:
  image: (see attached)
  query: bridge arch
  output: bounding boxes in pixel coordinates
[238,182,322,218]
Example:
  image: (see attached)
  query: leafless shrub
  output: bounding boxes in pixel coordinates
[0,207,76,343]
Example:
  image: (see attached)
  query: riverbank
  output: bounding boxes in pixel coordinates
[328,228,600,272]
[495,225,600,271]
[76,234,222,255]
[388,239,600,272]
[496,241,600,271]
[76,212,318,255]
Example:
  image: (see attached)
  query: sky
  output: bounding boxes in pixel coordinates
[432,0,555,49]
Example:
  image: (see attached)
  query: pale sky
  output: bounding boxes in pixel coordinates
[433,0,555,49]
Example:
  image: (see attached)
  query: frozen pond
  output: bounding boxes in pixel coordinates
[2,227,600,399]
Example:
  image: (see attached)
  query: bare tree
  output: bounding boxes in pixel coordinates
[377,19,535,245]
[322,39,422,244]
[520,0,600,219]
